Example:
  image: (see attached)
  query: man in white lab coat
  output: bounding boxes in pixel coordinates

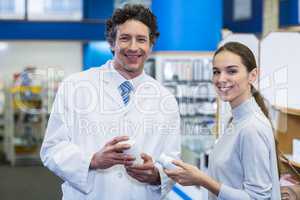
[40,4,181,200]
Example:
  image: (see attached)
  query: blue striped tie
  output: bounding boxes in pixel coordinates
[119,81,133,106]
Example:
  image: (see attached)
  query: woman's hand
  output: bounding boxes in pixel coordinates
[164,160,221,196]
[164,160,207,186]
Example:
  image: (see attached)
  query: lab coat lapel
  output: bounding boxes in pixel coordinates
[101,68,124,109]
[131,80,154,114]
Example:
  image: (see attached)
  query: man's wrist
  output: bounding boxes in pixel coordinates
[89,154,97,169]
[150,167,161,185]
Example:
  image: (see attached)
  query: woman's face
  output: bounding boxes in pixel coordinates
[212,50,257,108]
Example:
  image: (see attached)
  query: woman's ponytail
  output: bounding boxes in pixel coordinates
[251,85,281,177]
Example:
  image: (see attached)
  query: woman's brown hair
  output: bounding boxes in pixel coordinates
[214,41,281,177]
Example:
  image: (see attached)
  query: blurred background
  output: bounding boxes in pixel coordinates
[0,0,299,199]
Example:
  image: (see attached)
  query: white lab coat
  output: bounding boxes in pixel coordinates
[40,61,181,200]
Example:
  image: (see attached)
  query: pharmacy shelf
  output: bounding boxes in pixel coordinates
[273,105,300,117]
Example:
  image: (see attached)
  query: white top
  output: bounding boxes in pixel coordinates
[40,60,181,200]
[208,97,281,200]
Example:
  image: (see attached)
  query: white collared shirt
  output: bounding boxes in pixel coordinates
[109,60,146,93]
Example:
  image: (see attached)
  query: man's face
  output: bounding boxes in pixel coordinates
[111,19,152,79]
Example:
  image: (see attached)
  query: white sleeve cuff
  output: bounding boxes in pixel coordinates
[154,162,175,199]
[59,153,96,194]
[65,151,96,194]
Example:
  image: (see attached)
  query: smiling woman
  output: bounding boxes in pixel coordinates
[164,42,281,200]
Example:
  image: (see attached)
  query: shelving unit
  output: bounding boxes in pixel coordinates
[0,79,5,152]
[275,106,300,117]
[146,52,217,176]
[273,106,300,154]
[4,84,44,166]
[0,99,5,161]
[3,67,61,166]
[149,52,217,136]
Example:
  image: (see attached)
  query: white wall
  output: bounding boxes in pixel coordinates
[260,32,300,110]
[0,41,82,81]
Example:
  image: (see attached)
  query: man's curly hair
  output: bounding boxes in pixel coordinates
[105,4,160,48]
